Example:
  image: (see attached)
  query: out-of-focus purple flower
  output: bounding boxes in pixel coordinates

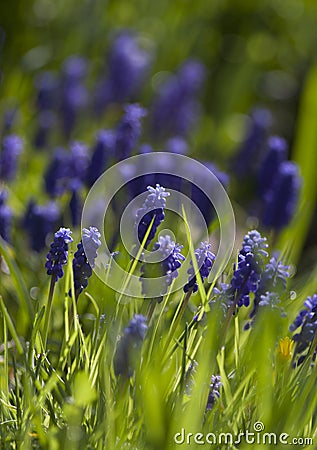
[203,162,230,187]
[139,143,153,154]
[135,184,169,249]
[2,108,19,135]
[69,141,89,183]
[245,256,289,330]
[34,71,58,111]
[45,227,73,281]
[290,294,317,366]
[140,234,185,302]
[69,180,82,227]
[166,137,188,154]
[114,104,147,161]
[23,200,60,252]
[233,109,272,177]
[120,155,229,226]
[262,161,301,230]
[114,314,148,377]
[45,142,89,197]
[0,190,12,242]
[189,161,229,225]
[34,110,56,149]
[44,148,69,197]
[206,375,222,411]
[151,59,205,137]
[86,130,115,187]
[231,230,268,307]
[60,56,88,137]
[257,136,287,198]
[184,242,215,293]
[0,135,23,182]
[71,227,101,298]
[95,32,151,112]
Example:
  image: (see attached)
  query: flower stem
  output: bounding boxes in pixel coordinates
[163,287,193,355]
[147,299,156,322]
[43,276,56,349]
[220,267,252,345]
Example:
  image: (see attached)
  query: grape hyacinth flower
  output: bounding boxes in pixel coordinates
[23,201,60,252]
[0,135,23,182]
[166,136,188,155]
[0,190,12,242]
[114,314,148,377]
[188,161,229,225]
[257,136,287,198]
[44,148,69,197]
[114,104,147,161]
[151,59,205,137]
[44,227,73,346]
[34,71,58,112]
[290,294,317,366]
[95,32,151,111]
[60,56,88,138]
[69,180,82,227]
[184,242,215,293]
[45,227,73,281]
[206,375,222,411]
[2,107,19,135]
[233,108,272,177]
[140,235,185,302]
[71,227,101,299]
[135,184,169,249]
[86,130,115,187]
[245,256,289,329]
[68,141,90,185]
[34,110,56,149]
[230,230,268,308]
[262,161,301,231]
[45,142,89,197]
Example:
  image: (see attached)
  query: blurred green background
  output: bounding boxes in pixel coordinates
[1,0,317,152]
[1,0,317,276]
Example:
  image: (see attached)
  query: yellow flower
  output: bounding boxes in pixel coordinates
[278,336,294,361]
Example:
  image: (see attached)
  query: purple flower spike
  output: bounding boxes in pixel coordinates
[290,294,317,366]
[60,56,88,137]
[257,136,287,198]
[262,161,301,230]
[114,103,147,161]
[135,184,170,249]
[0,135,24,182]
[233,108,272,177]
[72,227,101,297]
[151,59,205,138]
[45,227,73,281]
[140,235,185,302]
[184,242,215,293]
[35,71,58,111]
[206,375,222,411]
[114,314,148,377]
[231,230,268,308]
[86,130,115,187]
[95,32,151,111]
[24,201,61,252]
[0,190,12,242]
